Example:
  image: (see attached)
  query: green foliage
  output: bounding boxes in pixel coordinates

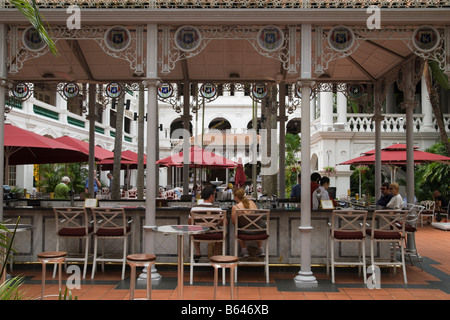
[285,133,301,195]
[37,163,88,194]
[0,218,25,300]
[415,141,450,201]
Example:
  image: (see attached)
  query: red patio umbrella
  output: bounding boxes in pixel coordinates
[54,135,118,161]
[98,150,146,170]
[156,146,236,168]
[340,143,450,165]
[234,157,246,188]
[4,124,89,165]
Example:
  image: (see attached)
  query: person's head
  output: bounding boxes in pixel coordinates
[433,190,441,198]
[61,176,70,184]
[233,188,250,208]
[107,172,112,178]
[319,176,330,189]
[380,182,390,195]
[201,186,215,203]
[311,172,321,183]
[389,183,399,195]
[297,174,301,183]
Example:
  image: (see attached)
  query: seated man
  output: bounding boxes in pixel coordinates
[433,189,449,222]
[189,186,224,261]
[376,182,393,208]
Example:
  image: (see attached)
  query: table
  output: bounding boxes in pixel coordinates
[149,225,209,300]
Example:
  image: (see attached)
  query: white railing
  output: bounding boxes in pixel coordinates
[346,113,450,133]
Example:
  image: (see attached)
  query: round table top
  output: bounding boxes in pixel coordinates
[150,225,209,235]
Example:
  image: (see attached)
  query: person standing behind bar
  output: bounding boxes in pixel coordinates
[386,183,403,209]
[85,169,101,195]
[310,172,321,207]
[376,182,393,208]
[290,174,301,201]
[54,176,70,199]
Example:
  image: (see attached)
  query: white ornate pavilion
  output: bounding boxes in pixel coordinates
[0,0,449,286]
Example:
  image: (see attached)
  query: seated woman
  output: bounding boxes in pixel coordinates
[312,176,338,210]
[386,182,403,209]
[231,188,265,258]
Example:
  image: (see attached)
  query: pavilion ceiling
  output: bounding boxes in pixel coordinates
[1,4,449,87]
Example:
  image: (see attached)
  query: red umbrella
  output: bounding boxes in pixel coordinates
[4,124,89,165]
[54,136,118,161]
[98,150,146,170]
[156,146,236,168]
[234,157,246,188]
[340,143,450,165]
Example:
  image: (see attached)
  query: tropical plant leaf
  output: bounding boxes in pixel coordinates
[428,60,449,90]
[10,0,59,56]
[0,276,25,300]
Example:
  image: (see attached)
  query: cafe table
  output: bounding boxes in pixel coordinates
[145,224,209,300]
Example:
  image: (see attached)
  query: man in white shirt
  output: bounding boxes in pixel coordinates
[190,186,224,261]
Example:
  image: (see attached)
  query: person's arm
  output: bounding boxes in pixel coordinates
[231,205,237,225]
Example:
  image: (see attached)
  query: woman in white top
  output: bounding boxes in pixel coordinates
[386,182,403,209]
[312,176,331,210]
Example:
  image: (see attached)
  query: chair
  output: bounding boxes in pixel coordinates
[91,208,133,280]
[53,207,93,279]
[402,204,425,270]
[420,200,435,226]
[209,255,239,300]
[37,251,67,300]
[233,209,270,283]
[189,209,227,285]
[127,254,156,300]
[367,209,408,284]
[326,209,367,283]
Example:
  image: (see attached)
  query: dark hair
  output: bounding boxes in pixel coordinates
[311,172,321,182]
[382,182,390,188]
[201,186,215,200]
[319,176,330,186]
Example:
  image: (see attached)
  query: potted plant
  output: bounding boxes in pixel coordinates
[322,166,337,177]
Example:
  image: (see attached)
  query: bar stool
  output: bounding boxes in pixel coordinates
[209,255,239,300]
[127,254,156,300]
[37,251,67,300]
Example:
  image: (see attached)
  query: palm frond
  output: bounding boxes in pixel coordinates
[10,0,59,56]
[0,276,25,300]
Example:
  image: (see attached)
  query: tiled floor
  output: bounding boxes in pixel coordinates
[9,224,450,301]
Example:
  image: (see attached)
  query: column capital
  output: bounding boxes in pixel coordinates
[142,79,161,88]
[277,115,289,122]
[372,113,384,121]
[400,100,418,110]
[179,114,192,121]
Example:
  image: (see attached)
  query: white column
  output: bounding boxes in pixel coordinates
[336,86,347,125]
[320,88,333,131]
[143,23,161,282]
[294,23,317,288]
[421,75,434,131]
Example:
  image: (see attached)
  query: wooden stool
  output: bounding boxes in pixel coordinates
[37,251,67,300]
[127,254,157,300]
[209,255,239,300]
